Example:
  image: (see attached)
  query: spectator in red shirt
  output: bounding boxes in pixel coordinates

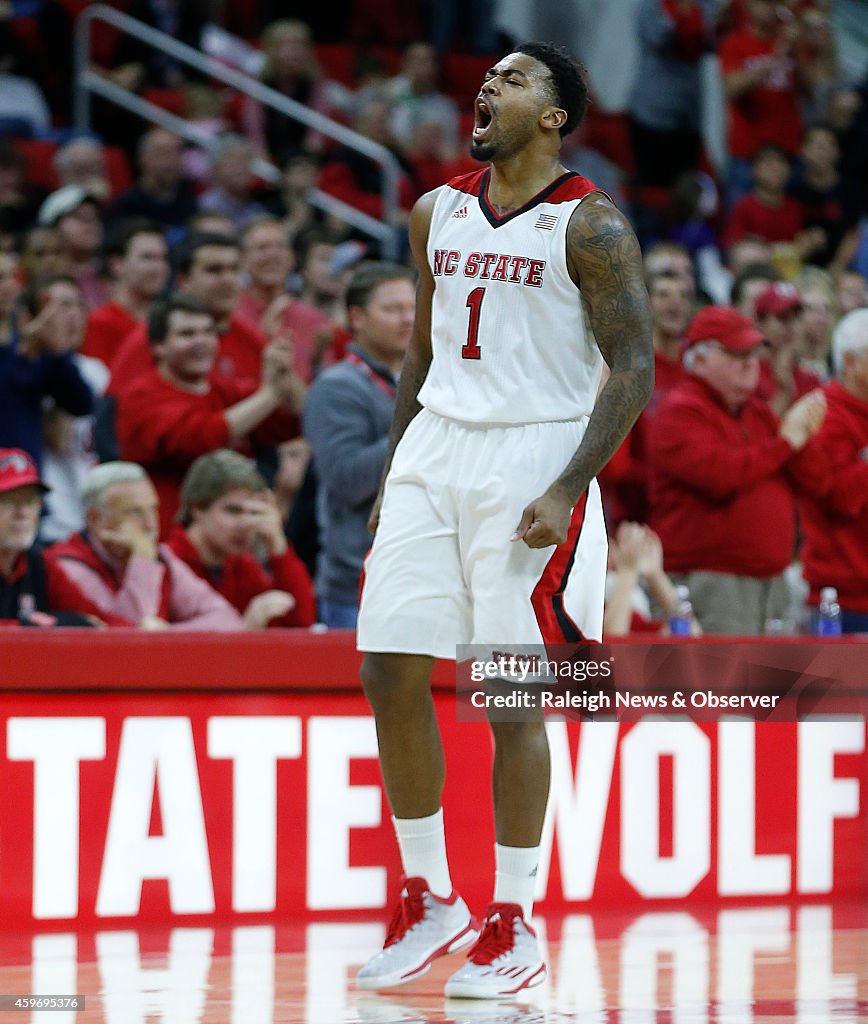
[724,144,814,255]
[167,449,316,628]
[647,305,825,634]
[236,216,341,382]
[109,233,269,394]
[793,309,868,631]
[719,0,831,201]
[754,280,822,413]
[46,461,242,630]
[115,294,303,535]
[83,219,169,370]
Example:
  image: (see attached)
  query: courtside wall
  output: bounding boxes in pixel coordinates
[0,632,865,929]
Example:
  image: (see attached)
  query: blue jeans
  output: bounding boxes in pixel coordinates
[318,599,359,630]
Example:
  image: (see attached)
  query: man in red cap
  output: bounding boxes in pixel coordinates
[646,305,825,634]
[754,281,822,415]
[0,448,119,625]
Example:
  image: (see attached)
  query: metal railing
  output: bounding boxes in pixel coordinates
[73,4,401,256]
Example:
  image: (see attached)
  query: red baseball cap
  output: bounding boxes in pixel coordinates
[684,306,766,354]
[755,281,803,318]
[0,449,50,495]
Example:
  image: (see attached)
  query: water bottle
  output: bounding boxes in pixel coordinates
[816,587,842,637]
[668,585,693,636]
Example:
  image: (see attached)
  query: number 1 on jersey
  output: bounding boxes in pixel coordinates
[462,287,485,360]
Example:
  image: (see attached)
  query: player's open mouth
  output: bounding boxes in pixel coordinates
[473,98,494,138]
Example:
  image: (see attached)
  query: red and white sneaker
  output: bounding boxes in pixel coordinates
[444,902,546,998]
[356,876,478,990]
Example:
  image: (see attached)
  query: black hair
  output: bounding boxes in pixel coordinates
[177,232,241,275]
[104,218,165,262]
[148,293,212,346]
[514,41,589,136]
[730,264,780,307]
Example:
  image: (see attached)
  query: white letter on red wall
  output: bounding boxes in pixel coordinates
[537,721,618,901]
[207,717,302,912]
[306,717,385,909]
[96,718,213,916]
[797,721,864,893]
[7,717,106,919]
[718,721,791,895]
[621,721,710,897]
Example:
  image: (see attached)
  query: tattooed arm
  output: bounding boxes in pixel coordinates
[513,194,654,548]
[368,190,438,533]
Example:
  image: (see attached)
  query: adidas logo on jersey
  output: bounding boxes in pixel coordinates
[453,206,469,218]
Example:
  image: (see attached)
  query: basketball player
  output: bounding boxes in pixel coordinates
[356,42,653,998]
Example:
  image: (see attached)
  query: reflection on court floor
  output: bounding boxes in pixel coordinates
[0,904,864,1023]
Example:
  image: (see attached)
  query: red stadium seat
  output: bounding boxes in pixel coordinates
[12,138,132,200]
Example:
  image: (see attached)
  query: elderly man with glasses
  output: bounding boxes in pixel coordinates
[646,305,825,634]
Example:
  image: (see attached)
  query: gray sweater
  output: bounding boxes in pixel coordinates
[302,343,397,605]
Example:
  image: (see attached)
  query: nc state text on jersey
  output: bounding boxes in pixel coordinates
[432,249,546,288]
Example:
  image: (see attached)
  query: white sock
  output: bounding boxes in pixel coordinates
[392,809,453,898]
[494,843,540,919]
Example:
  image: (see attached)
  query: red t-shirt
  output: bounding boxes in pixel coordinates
[115,369,300,536]
[719,30,802,157]
[83,301,139,368]
[108,313,267,395]
[724,193,805,247]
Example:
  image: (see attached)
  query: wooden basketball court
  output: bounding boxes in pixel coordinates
[0,904,864,1023]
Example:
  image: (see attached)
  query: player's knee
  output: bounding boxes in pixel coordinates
[360,652,432,711]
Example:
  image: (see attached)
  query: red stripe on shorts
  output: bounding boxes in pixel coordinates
[530,492,589,644]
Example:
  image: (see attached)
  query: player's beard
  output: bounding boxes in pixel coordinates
[469,117,537,164]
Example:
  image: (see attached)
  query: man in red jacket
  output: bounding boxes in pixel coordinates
[647,305,825,634]
[115,294,303,536]
[167,449,316,629]
[793,309,868,632]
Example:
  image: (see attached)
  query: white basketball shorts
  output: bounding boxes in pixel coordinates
[357,409,608,659]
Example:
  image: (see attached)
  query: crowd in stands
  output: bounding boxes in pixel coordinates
[1,0,868,635]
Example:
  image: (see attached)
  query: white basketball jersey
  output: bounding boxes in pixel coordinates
[418,167,606,424]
